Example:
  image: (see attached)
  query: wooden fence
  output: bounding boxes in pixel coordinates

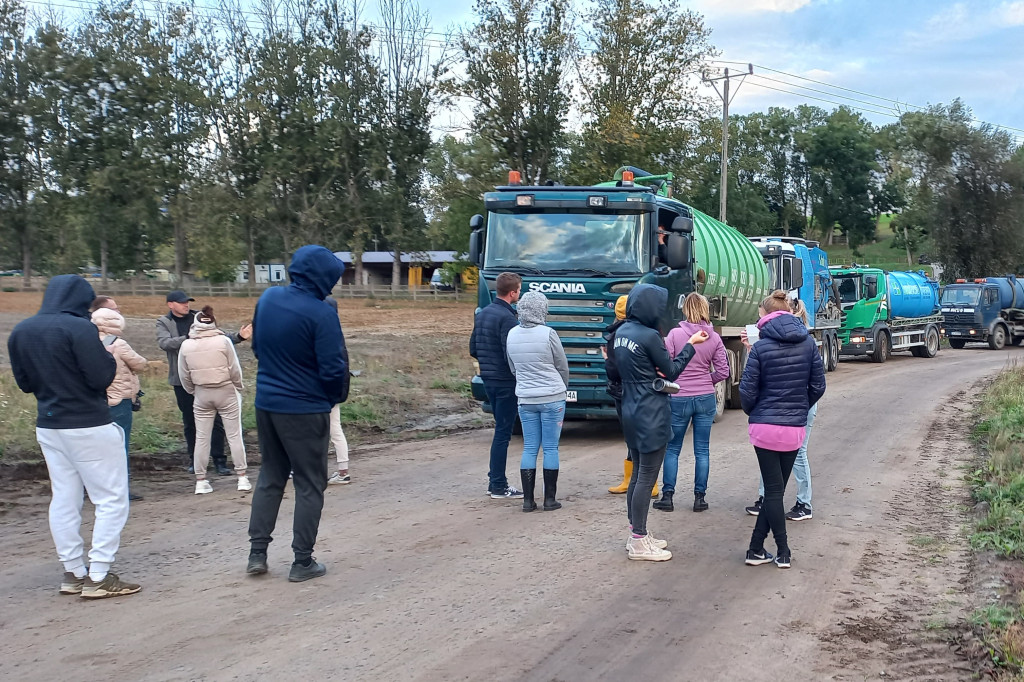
[2,277,473,301]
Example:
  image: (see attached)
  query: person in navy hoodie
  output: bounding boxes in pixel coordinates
[246,246,349,583]
[740,290,826,570]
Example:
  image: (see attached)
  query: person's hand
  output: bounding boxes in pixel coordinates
[238,323,253,340]
[689,330,709,345]
[740,330,752,351]
[600,346,608,359]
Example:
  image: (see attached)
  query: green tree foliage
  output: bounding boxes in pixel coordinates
[570,0,714,182]
[450,0,576,185]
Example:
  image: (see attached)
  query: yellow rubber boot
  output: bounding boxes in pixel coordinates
[651,481,660,498]
[608,459,632,494]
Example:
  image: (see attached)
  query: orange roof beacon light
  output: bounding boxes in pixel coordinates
[975,279,986,283]
[621,170,635,185]
[955,279,967,283]
[508,170,522,186]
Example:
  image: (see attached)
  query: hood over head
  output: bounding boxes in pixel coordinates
[39,275,96,318]
[758,310,810,344]
[614,295,628,321]
[517,291,548,327]
[289,245,346,299]
[91,307,125,335]
[626,284,667,330]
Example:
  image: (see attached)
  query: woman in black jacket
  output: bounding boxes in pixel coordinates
[613,284,707,561]
[740,290,826,569]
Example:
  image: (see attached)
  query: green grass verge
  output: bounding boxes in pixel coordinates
[968,363,1024,674]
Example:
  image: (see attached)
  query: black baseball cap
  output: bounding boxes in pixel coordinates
[166,290,195,303]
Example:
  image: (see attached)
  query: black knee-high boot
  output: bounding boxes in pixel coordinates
[543,469,561,511]
[521,469,537,512]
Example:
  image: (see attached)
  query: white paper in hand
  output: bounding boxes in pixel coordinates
[745,324,760,345]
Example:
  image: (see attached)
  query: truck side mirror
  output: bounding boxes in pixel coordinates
[468,215,485,267]
[864,275,878,299]
[670,215,694,233]
[665,234,691,270]
[791,259,804,290]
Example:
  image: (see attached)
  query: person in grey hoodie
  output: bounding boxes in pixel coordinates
[506,291,570,512]
[655,292,730,513]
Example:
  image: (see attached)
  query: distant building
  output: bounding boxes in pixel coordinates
[236,262,287,284]
[332,251,458,287]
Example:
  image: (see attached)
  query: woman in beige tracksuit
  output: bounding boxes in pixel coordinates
[177,306,249,494]
[91,307,148,500]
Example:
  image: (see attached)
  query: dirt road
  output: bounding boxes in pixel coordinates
[0,346,1016,680]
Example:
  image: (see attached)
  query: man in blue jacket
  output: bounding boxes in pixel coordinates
[8,275,142,598]
[246,246,349,582]
[469,272,524,499]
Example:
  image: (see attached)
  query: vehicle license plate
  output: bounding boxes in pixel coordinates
[566,391,578,402]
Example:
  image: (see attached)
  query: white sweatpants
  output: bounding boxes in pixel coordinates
[330,404,349,469]
[36,424,129,578]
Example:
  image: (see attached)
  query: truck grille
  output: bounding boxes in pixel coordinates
[548,300,615,390]
[944,313,974,324]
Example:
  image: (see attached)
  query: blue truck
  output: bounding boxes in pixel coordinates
[941,276,1024,350]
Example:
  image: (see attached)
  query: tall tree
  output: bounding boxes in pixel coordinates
[451,0,575,185]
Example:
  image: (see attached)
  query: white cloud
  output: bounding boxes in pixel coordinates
[999,1,1024,25]
[689,0,812,16]
[915,1,1024,44]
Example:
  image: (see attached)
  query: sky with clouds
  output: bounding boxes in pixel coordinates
[403,0,1024,141]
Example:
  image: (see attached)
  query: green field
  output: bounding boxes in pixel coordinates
[819,215,935,277]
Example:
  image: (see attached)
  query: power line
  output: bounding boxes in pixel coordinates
[742,79,902,120]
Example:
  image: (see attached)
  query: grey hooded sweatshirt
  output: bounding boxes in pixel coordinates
[505,291,570,404]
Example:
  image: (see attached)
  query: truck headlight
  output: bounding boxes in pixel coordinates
[969,329,976,335]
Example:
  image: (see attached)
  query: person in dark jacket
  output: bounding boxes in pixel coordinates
[8,275,142,598]
[740,290,826,570]
[156,290,251,475]
[246,245,349,583]
[613,284,707,561]
[469,271,524,499]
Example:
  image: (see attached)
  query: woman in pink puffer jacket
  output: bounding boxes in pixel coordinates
[91,307,148,500]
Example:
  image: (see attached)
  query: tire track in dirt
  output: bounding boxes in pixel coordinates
[819,386,983,680]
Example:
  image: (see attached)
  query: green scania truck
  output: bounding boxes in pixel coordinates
[467,167,773,420]
[829,265,942,362]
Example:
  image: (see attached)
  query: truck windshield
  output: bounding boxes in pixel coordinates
[835,275,860,304]
[484,211,650,274]
[941,288,980,305]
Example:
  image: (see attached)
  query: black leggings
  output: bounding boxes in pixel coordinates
[749,446,798,554]
[626,446,666,536]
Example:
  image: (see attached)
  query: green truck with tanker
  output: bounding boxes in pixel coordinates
[829,266,942,362]
[467,167,839,421]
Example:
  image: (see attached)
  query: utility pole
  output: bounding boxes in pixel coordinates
[704,64,753,224]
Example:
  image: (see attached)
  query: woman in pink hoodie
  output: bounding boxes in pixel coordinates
[654,293,729,513]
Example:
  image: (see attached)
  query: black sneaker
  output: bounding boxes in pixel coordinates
[490,486,524,499]
[744,549,774,566]
[785,502,812,521]
[128,492,143,501]
[744,497,763,516]
[775,552,792,569]
[288,558,327,582]
[216,465,234,476]
[246,552,268,575]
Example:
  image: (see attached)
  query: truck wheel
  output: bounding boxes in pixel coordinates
[713,381,726,423]
[989,325,1007,350]
[921,326,940,358]
[949,339,967,349]
[870,331,890,363]
[828,335,840,371]
[819,337,830,372]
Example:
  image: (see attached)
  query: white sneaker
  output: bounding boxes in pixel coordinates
[327,472,351,485]
[195,480,213,495]
[625,527,668,551]
[627,535,672,561]
[237,476,252,492]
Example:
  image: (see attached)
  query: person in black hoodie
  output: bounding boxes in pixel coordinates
[8,275,142,599]
[246,245,348,583]
[612,284,707,562]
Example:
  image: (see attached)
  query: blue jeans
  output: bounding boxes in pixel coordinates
[109,398,133,478]
[663,393,717,494]
[758,402,817,508]
[485,384,517,493]
[518,401,566,470]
